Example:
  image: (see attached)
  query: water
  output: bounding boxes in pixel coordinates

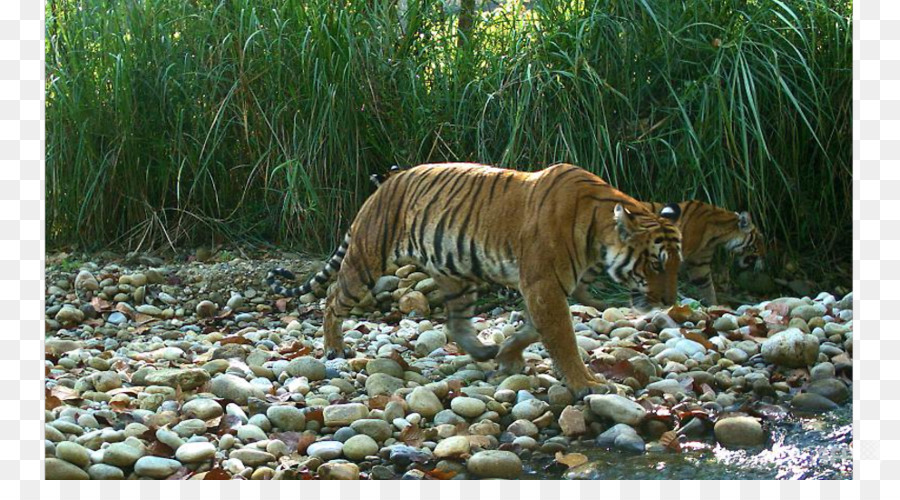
[526,405,852,480]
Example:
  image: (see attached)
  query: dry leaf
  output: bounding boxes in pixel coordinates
[424,468,457,480]
[91,297,112,312]
[667,304,693,323]
[115,303,134,318]
[660,430,681,452]
[398,423,425,448]
[554,451,589,468]
[166,467,194,480]
[220,335,252,346]
[204,468,231,480]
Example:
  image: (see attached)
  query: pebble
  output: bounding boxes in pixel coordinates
[103,442,145,467]
[175,442,216,463]
[286,357,326,381]
[45,458,90,480]
[415,330,447,356]
[210,374,265,404]
[317,461,359,480]
[365,373,406,396]
[266,405,307,431]
[406,387,443,418]
[451,397,487,418]
[135,456,183,479]
[714,417,765,448]
[597,423,645,453]
[228,448,276,467]
[342,434,378,460]
[87,463,125,480]
[761,328,820,367]
[587,394,647,426]
[558,405,587,436]
[324,403,370,427]
[434,436,470,458]
[182,398,224,420]
[307,441,344,460]
[467,450,523,479]
[806,379,850,404]
[792,392,840,413]
[55,441,91,468]
[349,419,393,442]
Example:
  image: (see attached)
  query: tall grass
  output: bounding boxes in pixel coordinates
[47,0,851,270]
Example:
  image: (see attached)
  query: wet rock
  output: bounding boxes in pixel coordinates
[792,392,840,413]
[467,450,522,479]
[714,417,765,448]
[597,423,645,453]
[507,419,539,438]
[806,379,849,404]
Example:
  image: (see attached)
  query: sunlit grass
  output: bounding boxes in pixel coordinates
[46,0,851,271]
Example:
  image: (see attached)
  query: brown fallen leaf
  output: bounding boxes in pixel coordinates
[667,304,693,323]
[424,468,457,480]
[45,388,62,411]
[107,386,145,396]
[115,303,134,318]
[50,385,81,401]
[555,451,589,468]
[91,297,112,312]
[398,423,425,448]
[166,467,194,480]
[659,430,682,452]
[220,335,252,346]
[204,468,231,480]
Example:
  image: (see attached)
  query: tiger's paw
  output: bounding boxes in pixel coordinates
[324,346,351,360]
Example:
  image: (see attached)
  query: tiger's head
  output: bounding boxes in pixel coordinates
[611,203,683,312]
[727,211,766,271]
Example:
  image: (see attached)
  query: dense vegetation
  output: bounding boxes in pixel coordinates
[47,0,851,273]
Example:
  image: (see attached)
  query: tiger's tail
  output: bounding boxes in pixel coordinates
[266,233,350,297]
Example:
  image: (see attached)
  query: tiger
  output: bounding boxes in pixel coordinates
[571,200,765,308]
[268,163,683,391]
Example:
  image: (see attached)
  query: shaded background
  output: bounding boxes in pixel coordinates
[46,0,851,281]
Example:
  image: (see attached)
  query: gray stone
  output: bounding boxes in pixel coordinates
[323,403,370,427]
[349,419,393,442]
[366,358,405,379]
[792,392,840,413]
[103,442,145,467]
[87,463,124,480]
[45,458,89,480]
[182,398,223,420]
[228,448,276,467]
[306,441,343,460]
[266,405,307,431]
[172,419,207,438]
[342,434,379,460]
[587,394,647,426]
[365,372,406,397]
[597,423,645,453]
[467,450,522,479]
[210,374,265,405]
[55,441,91,468]
[285,356,326,381]
[761,328,820,367]
[135,456,183,478]
[451,397,487,418]
[175,442,216,463]
[415,330,447,356]
[511,398,549,421]
[806,379,850,404]
[406,387,443,418]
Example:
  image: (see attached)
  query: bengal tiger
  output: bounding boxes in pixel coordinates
[268,163,682,391]
[571,200,765,308]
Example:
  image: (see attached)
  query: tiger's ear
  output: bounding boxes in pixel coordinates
[370,173,385,187]
[737,211,752,232]
[659,203,681,222]
[614,203,637,241]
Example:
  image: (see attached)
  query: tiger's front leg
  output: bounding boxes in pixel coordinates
[571,281,607,310]
[519,280,600,393]
[436,277,499,361]
[684,260,717,305]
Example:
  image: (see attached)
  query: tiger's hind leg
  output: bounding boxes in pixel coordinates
[684,260,717,305]
[436,277,499,361]
[519,280,600,393]
[496,311,539,375]
[322,256,381,359]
